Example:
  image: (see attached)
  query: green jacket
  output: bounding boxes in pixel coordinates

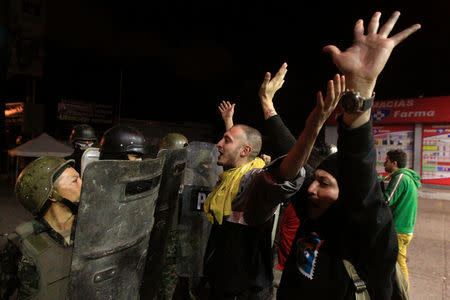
[383,168,421,234]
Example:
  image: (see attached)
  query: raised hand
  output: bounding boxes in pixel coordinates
[278,74,345,181]
[323,11,421,96]
[306,74,345,130]
[218,100,235,131]
[260,154,272,165]
[259,62,288,119]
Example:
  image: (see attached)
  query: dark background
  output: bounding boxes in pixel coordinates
[2,1,450,137]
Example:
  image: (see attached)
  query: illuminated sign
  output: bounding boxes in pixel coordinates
[4,102,24,124]
[327,96,450,125]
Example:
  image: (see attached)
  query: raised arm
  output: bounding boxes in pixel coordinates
[259,63,297,158]
[323,11,421,126]
[324,13,421,297]
[259,62,288,119]
[218,100,235,131]
[277,74,345,181]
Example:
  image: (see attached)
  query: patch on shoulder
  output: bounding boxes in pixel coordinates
[25,234,51,255]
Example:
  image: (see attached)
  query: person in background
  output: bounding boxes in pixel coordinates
[383,149,421,284]
[65,124,97,173]
[98,124,147,161]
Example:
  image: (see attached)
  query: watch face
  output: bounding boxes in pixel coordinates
[341,94,361,113]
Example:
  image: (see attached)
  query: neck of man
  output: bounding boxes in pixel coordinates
[228,157,251,171]
[391,165,400,173]
[43,202,75,232]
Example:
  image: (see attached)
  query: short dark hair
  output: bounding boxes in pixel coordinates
[234,124,262,160]
[386,149,407,168]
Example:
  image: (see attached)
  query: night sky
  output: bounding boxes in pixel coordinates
[6,1,450,137]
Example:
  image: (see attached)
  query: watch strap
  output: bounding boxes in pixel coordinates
[360,96,374,111]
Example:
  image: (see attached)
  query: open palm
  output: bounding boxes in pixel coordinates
[324,12,421,82]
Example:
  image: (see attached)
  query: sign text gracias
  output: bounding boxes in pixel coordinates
[327,96,450,125]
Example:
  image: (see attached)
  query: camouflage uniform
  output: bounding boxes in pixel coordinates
[154,134,189,300]
[0,218,75,299]
[157,229,179,300]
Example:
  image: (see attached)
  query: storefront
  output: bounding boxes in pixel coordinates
[325,96,450,186]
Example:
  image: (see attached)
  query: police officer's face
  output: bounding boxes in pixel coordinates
[75,140,94,151]
[306,169,339,220]
[216,127,246,169]
[54,167,82,203]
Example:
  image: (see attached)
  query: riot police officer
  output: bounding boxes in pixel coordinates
[66,124,97,173]
[152,133,188,299]
[99,124,148,161]
[0,157,82,299]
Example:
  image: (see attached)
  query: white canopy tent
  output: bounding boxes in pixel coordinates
[8,133,73,179]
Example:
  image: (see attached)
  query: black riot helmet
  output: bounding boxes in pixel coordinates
[99,125,148,160]
[67,124,97,173]
[69,124,97,145]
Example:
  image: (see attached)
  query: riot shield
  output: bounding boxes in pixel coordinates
[68,157,165,300]
[140,148,187,299]
[177,141,222,278]
[80,147,100,178]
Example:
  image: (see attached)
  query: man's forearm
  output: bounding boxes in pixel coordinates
[224,118,233,131]
[278,121,321,181]
[260,96,278,120]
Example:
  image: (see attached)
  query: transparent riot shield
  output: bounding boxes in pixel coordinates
[68,157,165,300]
[177,141,222,278]
[140,148,187,299]
[80,147,100,178]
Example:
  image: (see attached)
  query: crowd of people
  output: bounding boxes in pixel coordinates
[0,11,422,300]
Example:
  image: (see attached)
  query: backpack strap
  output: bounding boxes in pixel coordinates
[342,259,371,300]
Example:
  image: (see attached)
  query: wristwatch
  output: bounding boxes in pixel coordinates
[340,89,375,113]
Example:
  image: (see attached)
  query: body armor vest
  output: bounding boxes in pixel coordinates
[11,221,72,300]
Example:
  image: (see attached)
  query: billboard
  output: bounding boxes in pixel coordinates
[57,99,113,124]
[373,125,414,178]
[421,125,450,185]
[327,96,450,125]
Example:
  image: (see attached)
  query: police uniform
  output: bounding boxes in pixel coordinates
[1,218,75,299]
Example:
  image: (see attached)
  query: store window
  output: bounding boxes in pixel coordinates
[422,125,450,185]
[373,125,414,178]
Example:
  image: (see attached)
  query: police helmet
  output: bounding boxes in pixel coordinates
[159,133,188,150]
[99,125,148,160]
[69,124,97,144]
[15,157,75,216]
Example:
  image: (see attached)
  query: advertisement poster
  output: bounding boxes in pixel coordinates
[373,125,414,178]
[421,125,450,185]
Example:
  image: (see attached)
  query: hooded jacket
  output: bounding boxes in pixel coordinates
[276,118,398,300]
[384,168,421,234]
